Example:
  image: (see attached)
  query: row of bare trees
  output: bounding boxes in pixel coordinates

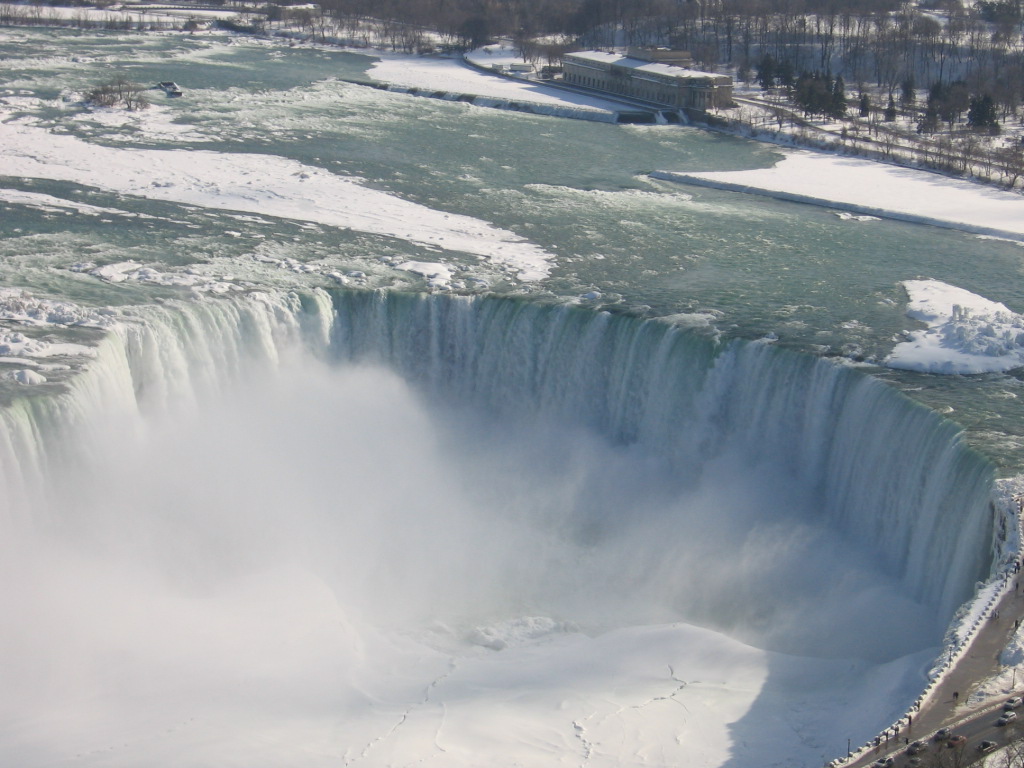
[9,0,1024,107]
[296,0,1024,188]
[85,78,150,110]
[306,0,1024,114]
[7,0,1024,186]
[0,3,178,29]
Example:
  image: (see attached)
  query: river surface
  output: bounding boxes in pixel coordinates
[2,27,1023,472]
[0,26,1022,768]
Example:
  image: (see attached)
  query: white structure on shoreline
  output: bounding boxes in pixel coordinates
[562,49,733,115]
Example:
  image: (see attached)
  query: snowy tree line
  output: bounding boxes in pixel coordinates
[6,0,1024,186]
[9,0,1024,122]
[311,0,1024,185]
[311,0,1024,101]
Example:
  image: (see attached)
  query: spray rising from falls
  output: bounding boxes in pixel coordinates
[0,287,1001,766]
[1,289,998,638]
[332,290,997,618]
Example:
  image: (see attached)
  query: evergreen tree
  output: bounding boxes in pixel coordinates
[900,78,915,107]
[793,71,843,118]
[777,59,796,89]
[917,103,939,133]
[794,72,821,115]
[830,75,847,119]
[929,81,970,128]
[756,55,776,91]
[793,71,811,113]
[968,94,1000,131]
[884,95,897,122]
[944,81,970,127]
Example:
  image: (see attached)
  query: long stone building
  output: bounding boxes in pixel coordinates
[562,49,733,115]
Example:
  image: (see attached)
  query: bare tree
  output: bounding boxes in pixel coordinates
[995,736,1024,768]
[996,141,1024,189]
[85,78,149,111]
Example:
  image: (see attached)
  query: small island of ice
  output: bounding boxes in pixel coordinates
[886,279,1024,374]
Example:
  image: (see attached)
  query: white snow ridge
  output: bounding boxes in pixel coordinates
[887,279,1024,374]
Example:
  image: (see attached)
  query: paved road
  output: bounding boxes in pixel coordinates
[855,705,1022,767]
[847,583,1024,768]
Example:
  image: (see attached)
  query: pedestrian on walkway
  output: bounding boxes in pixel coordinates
[954,691,959,701]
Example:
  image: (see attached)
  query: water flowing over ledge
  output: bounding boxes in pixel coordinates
[0,289,998,619]
[0,288,1004,768]
[330,290,998,620]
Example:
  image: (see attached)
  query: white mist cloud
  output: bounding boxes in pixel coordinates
[0,353,937,766]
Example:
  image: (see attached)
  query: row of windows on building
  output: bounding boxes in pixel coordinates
[561,53,733,114]
[565,73,673,102]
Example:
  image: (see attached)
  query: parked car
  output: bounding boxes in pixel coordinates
[998,710,1018,726]
[948,734,967,747]
[872,758,894,768]
[907,740,927,755]
[934,727,952,741]
[978,740,998,753]
[1006,696,1024,710]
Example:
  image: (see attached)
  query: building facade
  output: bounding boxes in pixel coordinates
[562,50,733,114]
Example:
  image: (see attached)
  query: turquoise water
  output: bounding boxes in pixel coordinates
[3,28,1022,768]
[2,28,1023,471]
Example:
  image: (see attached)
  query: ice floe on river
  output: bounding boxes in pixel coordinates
[887,279,1024,374]
[369,43,626,117]
[654,151,1024,241]
[0,117,552,281]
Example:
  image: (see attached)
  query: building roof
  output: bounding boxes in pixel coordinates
[564,51,725,81]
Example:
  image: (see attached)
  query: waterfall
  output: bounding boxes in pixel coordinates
[0,290,336,528]
[330,290,997,621]
[0,287,997,632]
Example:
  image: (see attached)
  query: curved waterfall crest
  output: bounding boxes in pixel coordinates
[0,290,336,527]
[330,290,997,619]
[0,287,997,625]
